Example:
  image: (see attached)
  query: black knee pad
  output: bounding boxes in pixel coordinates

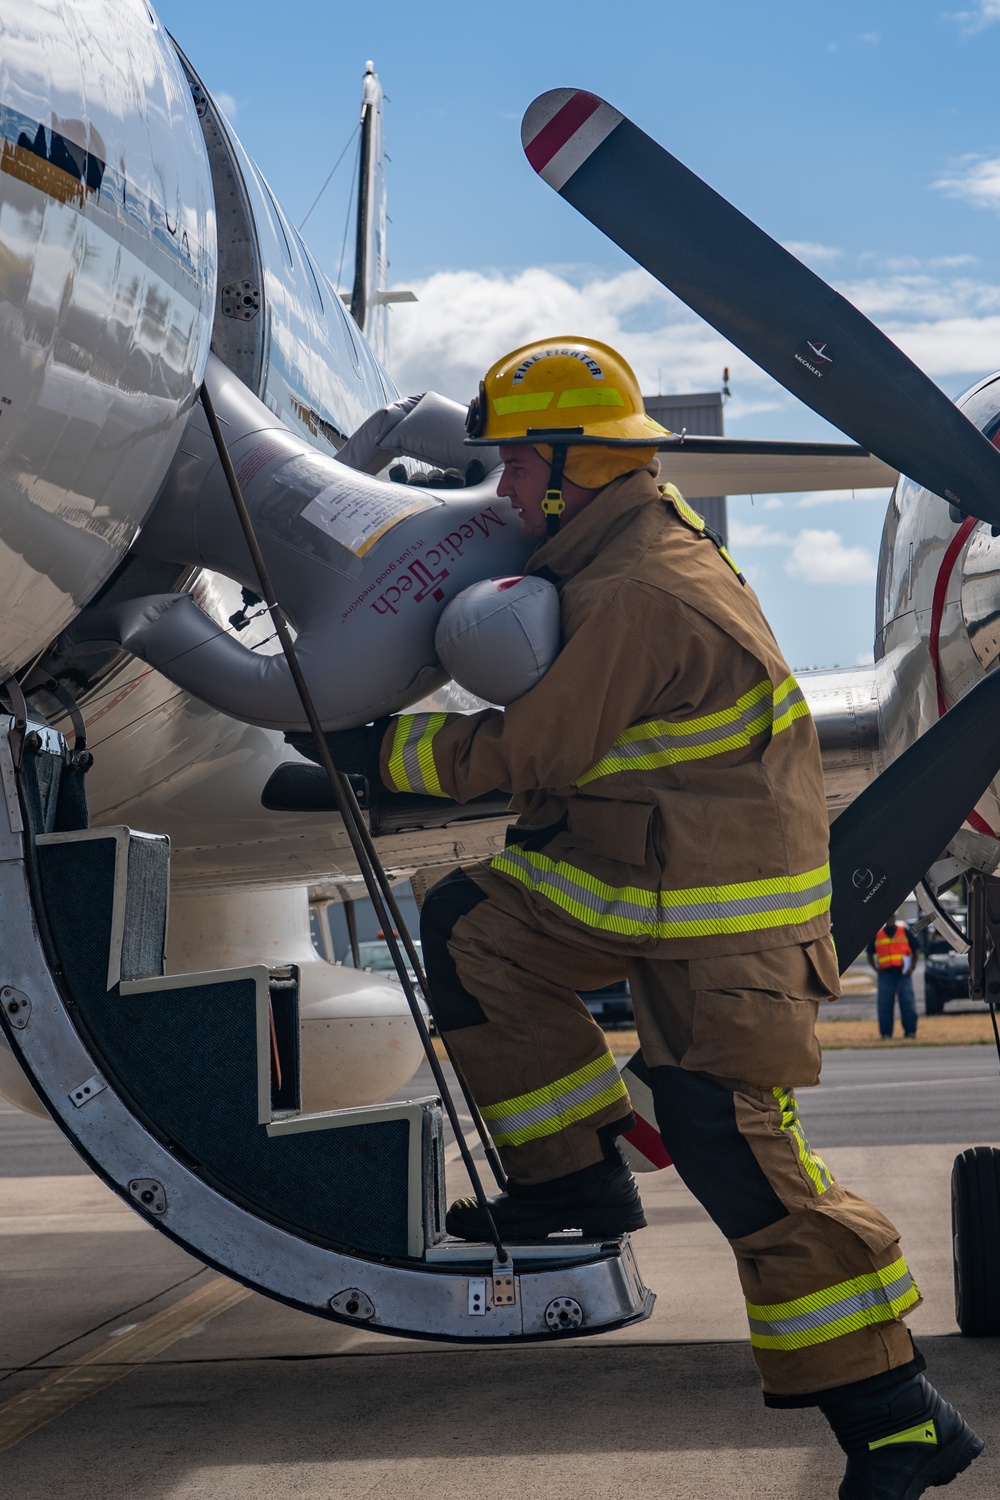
[648,1064,788,1240]
[419,867,489,1031]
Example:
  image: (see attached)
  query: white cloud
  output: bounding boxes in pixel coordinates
[882,256,922,273]
[796,486,891,508]
[782,240,843,263]
[784,529,877,585]
[214,91,238,120]
[728,520,792,547]
[835,270,1000,377]
[933,155,1000,210]
[860,31,881,43]
[717,394,785,421]
[930,254,978,267]
[385,257,1000,410]
[887,315,1000,377]
[762,497,785,510]
[728,517,877,585]
[949,1,1000,33]
[388,266,752,402]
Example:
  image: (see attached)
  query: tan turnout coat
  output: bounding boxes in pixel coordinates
[380,465,834,962]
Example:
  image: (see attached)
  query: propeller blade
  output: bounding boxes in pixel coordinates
[829,667,1000,969]
[522,90,1000,528]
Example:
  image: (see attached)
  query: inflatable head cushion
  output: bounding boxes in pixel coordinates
[434,575,560,706]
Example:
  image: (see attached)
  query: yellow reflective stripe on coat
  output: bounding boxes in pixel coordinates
[773,1086,833,1195]
[480,1052,628,1147]
[746,1257,920,1351]
[386,713,448,796]
[661,483,744,580]
[661,483,705,532]
[575,675,808,785]
[489,850,831,940]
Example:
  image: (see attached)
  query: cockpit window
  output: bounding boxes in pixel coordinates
[293,229,325,315]
[254,164,295,270]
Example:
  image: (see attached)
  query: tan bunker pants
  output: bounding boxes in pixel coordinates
[420,863,921,1400]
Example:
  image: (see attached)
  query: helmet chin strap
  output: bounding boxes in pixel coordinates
[541,444,568,537]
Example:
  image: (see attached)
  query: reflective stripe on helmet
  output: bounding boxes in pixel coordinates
[493,391,553,416]
[489,849,832,940]
[575,675,809,786]
[386,713,448,796]
[555,387,626,409]
[480,1051,628,1146]
[745,1258,920,1351]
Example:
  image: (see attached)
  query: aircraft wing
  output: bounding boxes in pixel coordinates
[655,437,896,498]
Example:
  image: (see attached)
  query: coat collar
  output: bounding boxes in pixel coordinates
[526,462,661,583]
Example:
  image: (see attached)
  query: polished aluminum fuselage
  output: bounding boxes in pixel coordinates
[0,0,214,674]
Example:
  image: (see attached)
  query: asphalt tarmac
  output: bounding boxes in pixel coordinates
[1,1046,998,1498]
[798,1044,1000,1145]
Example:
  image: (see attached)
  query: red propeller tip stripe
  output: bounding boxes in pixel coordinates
[522,89,623,192]
[524,90,601,173]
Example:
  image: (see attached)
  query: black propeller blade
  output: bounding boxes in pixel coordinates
[522,89,1000,529]
[828,667,1000,970]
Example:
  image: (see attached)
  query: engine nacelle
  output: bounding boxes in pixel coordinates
[66,356,534,731]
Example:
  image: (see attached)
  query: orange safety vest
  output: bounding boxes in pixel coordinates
[874,925,913,969]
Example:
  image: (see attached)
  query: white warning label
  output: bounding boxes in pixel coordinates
[302,483,436,557]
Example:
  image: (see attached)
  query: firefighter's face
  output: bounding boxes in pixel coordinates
[497,445,551,538]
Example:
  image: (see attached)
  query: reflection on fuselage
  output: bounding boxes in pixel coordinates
[0,0,216,674]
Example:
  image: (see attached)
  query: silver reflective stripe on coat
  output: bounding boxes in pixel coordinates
[490,847,832,940]
[576,675,809,786]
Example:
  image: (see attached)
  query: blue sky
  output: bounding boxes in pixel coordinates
[155,0,1000,670]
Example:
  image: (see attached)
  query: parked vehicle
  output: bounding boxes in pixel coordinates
[578,980,634,1027]
[923,949,970,1015]
[343,937,423,987]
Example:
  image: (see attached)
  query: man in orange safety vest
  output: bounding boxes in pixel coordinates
[867,917,919,1039]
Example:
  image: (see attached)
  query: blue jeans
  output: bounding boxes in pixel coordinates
[877,968,917,1037]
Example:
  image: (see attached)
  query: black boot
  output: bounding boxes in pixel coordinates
[446,1154,646,1242]
[821,1372,984,1498]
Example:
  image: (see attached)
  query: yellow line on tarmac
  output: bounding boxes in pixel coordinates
[0,1275,251,1452]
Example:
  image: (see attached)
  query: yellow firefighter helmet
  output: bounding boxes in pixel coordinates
[465,337,670,448]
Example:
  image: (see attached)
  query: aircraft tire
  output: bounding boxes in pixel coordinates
[952,1146,1000,1336]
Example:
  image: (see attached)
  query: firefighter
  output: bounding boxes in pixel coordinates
[312,339,982,1496]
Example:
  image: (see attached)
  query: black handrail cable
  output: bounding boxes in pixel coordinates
[199,380,509,1259]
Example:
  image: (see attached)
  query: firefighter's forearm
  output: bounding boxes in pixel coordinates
[378,593,684,800]
[379,708,510,801]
